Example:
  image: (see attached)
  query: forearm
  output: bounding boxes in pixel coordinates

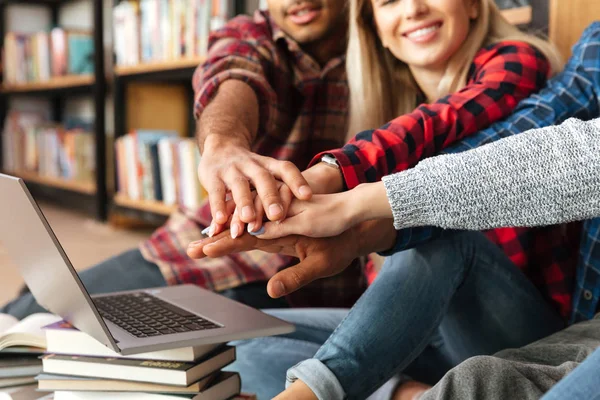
[383,118,600,230]
[197,79,259,153]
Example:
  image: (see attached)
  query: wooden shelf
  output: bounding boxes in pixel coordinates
[8,170,96,194]
[501,5,533,26]
[1,74,95,94]
[114,58,206,77]
[113,194,177,216]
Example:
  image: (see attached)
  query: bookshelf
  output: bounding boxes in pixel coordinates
[0,0,107,221]
[114,57,206,77]
[113,194,177,216]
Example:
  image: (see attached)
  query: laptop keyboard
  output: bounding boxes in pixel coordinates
[94,292,220,338]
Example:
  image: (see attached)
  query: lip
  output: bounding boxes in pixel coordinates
[401,20,443,36]
[286,3,322,25]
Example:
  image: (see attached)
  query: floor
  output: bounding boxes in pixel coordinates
[0,203,153,307]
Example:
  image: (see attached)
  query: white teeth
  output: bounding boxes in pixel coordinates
[296,9,310,16]
[407,25,439,39]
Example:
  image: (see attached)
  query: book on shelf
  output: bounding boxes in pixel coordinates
[0,313,61,352]
[50,371,241,400]
[44,320,220,362]
[2,28,93,85]
[115,133,206,208]
[2,110,95,184]
[113,0,224,67]
[41,346,236,386]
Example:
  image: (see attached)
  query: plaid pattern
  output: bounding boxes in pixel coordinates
[385,22,600,322]
[141,11,368,308]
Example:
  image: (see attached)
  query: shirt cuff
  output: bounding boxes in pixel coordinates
[382,170,430,230]
[309,149,366,190]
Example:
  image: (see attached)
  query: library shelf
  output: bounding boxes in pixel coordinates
[114,57,206,77]
[113,194,177,216]
[6,170,96,194]
[500,5,533,26]
[1,74,95,95]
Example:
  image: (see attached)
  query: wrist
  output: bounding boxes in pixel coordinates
[202,133,251,155]
[303,162,345,195]
[353,219,396,255]
[354,182,393,222]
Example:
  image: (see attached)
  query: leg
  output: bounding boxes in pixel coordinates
[1,249,166,319]
[225,309,349,400]
[420,315,600,400]
[288,231,564,400]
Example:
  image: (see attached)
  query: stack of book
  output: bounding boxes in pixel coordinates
[36,320,245,400]
[3,28,94,85]
[2,111,95,184]
[0,313,63,391]
[115,131,206,208]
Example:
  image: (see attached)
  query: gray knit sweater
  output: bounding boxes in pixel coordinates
[382,118,600,230]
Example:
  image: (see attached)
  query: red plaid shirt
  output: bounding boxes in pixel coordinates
[140,11,368,307]
[313,42,580,319]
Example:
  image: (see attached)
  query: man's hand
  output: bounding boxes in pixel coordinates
[187,218,397,297]
[199,136,312,235]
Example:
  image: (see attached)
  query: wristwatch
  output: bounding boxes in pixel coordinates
[320,154,340,169]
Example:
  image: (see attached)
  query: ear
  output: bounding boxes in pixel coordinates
[467,0,480,19]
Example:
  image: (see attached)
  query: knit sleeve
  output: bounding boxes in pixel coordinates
[382,117,600,230]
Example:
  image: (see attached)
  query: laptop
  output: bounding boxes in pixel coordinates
[0,174,294,355]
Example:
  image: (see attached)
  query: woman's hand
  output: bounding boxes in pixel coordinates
[254,181,392,239]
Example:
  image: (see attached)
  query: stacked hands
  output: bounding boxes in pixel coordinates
[187,146,396,299]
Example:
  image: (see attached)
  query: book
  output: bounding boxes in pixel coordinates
[52,371,241,400]
[41,346,236,386]
[0,314,61,352]
[44,320,220,362]
[0,376,36,389]
[0,356,41,378]
[0,385,48,400]
[36,372,215,393]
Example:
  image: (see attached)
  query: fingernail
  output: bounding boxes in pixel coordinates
[208,224,215,237]
[189,240,203,248]
[269,204,283,219]
[249,226,265,236]
[299,185,311,197]
[231,224,239,239]
[216,211,226,222]
[201,226,211,236]
[272,281,286,297]
[247,223,255,233]
[242,206,255,220]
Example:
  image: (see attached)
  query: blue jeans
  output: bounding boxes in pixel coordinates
[1,249,287,319]
[228,231,565,399]
[542,347,600,400]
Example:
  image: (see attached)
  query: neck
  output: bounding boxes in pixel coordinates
[409,65,446,103]
[302,30,347,67]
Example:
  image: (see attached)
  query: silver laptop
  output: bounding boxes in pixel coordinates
[0,174,294,355]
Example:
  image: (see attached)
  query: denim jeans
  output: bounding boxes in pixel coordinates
[1,248,287,319]
[542,347,600,400]
[231,231,564,399]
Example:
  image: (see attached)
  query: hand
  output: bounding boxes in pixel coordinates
[187,219,397,298]
[199,135,312,233]
[251,181,393,239]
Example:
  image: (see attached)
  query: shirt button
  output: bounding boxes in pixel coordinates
[584,290,593,301]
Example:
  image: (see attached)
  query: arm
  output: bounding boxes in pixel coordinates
[194,18,310,231]
[308,41,552,190]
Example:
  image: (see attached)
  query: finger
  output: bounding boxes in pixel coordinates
[223,167,256,224]
[205,178,229,225]
[203,234,299,258]
[243,163,284,222]
[247,195,265,234]
[230,207,244,239]
[265,158,312,200]
[187,230,232,259]
[266,256,325,298]
[278,184,293,221]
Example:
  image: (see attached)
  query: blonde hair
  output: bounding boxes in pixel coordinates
[346,0,563,135]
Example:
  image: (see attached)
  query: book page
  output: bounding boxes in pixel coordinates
[4,313,61,337]
[0,314,18,335]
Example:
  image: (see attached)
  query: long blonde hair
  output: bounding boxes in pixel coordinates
[346,0,563,135]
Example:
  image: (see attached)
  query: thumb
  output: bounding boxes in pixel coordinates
[266,255,325,298]
[256,215,305,240]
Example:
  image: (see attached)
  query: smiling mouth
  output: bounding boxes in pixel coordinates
[286,2,323,25]
[403,22,443,40]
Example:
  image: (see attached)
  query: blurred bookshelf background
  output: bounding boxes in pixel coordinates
[0,0,595,227]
